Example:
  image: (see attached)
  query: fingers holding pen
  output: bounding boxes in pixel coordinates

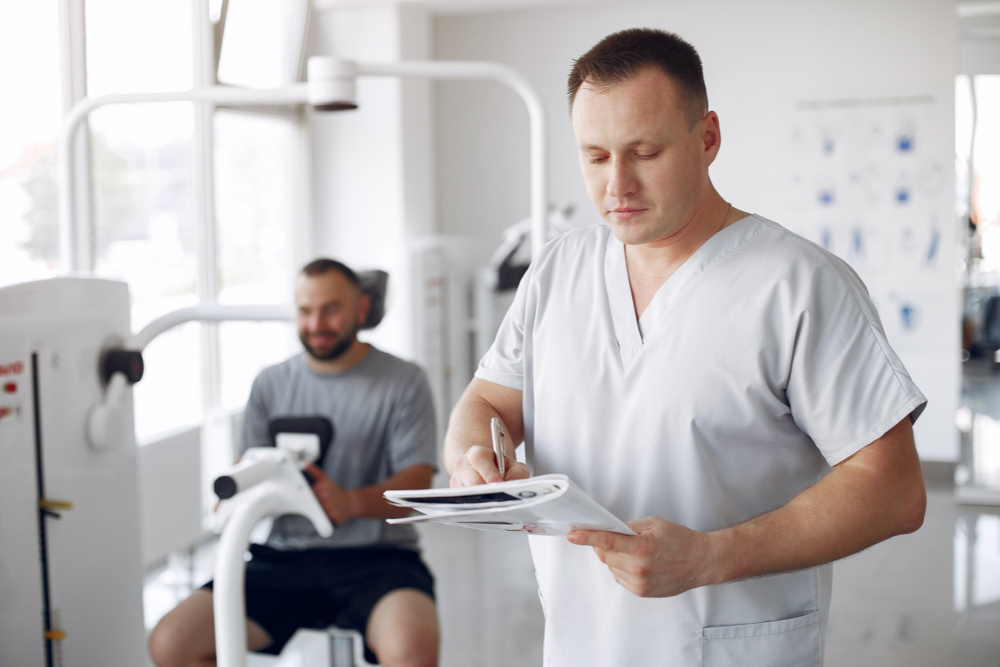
[451,445,505,486]
[449,446,529,487]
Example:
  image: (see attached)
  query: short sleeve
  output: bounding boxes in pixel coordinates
[386,367,439,474]
[475,265,532,391]
[239,374,272,456]
[785,256,927,466]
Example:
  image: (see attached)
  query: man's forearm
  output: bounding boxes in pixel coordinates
[343,465,435,521]
[444,396,503,476]
[444,378,525,476]
[570,417,927,599]
[703,419,926,585]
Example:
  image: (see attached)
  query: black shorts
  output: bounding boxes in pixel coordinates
[203,545,435,659]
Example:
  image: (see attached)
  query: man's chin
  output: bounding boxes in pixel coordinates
[608,222,654,246]
[305,345,334,360]
[302,339,354,362]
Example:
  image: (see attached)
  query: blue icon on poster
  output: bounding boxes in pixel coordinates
[851,228,865,259]
[821,227,832,251]
[900,303,919,331]
[926,228,940,265]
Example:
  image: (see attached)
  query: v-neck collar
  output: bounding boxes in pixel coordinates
[603,214,762,372]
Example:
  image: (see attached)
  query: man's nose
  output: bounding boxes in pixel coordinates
[606,157,637,199]
[304,313,324,332]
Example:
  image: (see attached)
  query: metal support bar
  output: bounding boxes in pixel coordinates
[129,304,294,351]
[358,60,548,258]
[57,0,93,273]
[59,59,548,272]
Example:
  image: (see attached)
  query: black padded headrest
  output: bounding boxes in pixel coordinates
[357,270,388,329]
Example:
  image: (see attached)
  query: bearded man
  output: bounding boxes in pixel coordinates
[150,258,439,667]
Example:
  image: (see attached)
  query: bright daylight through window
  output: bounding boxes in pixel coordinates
[0,0,301,443]
[0,3,62,287]
[86,0,201,441]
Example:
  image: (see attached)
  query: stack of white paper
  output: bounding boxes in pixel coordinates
[384,474,635,536]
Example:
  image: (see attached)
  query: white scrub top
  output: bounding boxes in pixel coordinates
[476,215,926,667]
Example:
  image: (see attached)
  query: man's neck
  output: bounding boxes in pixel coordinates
[624,196,748,320]
[305,339,371,375]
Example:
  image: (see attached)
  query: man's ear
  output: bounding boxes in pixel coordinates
[358,294,372,327]
[701,111,721,167]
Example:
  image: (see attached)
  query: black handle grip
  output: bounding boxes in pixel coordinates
[100,349,144,385]
[214,476,237,500]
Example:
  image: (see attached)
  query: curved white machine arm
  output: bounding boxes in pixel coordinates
[84,303,293,451]
[213,447,333,667]
[59,60,547,273]
[128,303,294,351]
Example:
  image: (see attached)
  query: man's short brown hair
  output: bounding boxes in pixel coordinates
[300,258,360,288]
[567,28,708,128]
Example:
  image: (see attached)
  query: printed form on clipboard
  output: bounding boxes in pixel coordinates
[383,474,636,536]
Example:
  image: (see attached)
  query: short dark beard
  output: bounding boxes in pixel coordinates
[300,322,359,362]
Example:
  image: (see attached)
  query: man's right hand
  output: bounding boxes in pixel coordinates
[444,378,526,486]
[449,444,530,487]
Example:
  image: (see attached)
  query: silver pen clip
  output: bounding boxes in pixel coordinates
[490,417,506,478]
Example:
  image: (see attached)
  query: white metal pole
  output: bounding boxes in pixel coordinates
[129,304,294,351]
[213,487,284,667]
[57,0,92,273]
[193,0,224,416]
[357,61,548,257]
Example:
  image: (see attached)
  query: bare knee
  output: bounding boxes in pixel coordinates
[148,590,216,667]
[375,639,438,667]
[148,618,194,667]
[372,623,438,667]
[367,589,439,667]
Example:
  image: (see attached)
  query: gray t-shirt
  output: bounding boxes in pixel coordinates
[240,346,437,551]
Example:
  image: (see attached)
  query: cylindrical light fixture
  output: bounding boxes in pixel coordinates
[307,56,359,111]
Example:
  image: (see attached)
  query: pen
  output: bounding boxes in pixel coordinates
[490,417,506,478]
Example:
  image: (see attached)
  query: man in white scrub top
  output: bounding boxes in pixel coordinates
[444,28,928,667]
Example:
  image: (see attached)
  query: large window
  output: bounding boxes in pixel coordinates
[215,111,300,413]
[217,0,300,89]
[85,0,202,441]
[958,75,1000,273]
[79,0,304,442]
[0,2,63,287]
[3,0,306,445]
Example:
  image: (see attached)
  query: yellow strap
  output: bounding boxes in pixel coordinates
[39,499,73,511]
[44,630,66,641]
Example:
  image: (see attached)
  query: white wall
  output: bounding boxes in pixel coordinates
[433,0,960,460]
[307,4,435,360]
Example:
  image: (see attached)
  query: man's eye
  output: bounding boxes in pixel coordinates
[636,152,659,160]
[588,156,608,164]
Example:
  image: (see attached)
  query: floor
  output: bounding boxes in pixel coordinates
[145,486,1000,667]
[144,370,1000,666]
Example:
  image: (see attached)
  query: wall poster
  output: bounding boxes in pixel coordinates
[780,94,958,460]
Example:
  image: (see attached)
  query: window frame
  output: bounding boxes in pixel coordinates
[62,0,311,439]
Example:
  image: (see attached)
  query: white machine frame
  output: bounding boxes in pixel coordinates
[211,439,332,667]
[58,58,549,274]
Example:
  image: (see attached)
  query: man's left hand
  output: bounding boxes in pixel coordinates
[305,463,360,525]
[567,517,715,598]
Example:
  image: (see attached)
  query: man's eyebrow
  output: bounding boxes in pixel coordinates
[578,140,665,151]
